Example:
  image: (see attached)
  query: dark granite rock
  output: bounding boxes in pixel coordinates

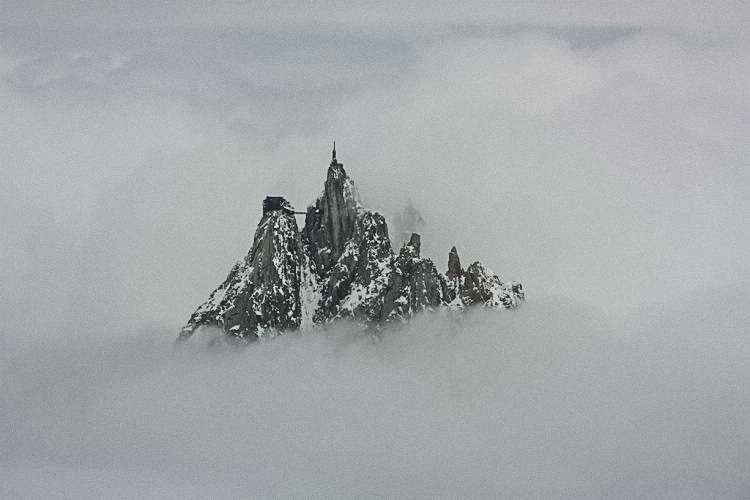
[180,211,302,340]
[302,158,359,277]
[315,211,393,323]
[443,246,463,305]
[380,233,444,321]
[180,146,523,341]
[447,246,462,280]
[460,262,524,308]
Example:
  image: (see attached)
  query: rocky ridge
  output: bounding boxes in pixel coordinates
[180,146,523,340]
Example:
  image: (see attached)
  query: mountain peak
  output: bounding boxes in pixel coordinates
[304,149,360,276]
[180,147,523,340]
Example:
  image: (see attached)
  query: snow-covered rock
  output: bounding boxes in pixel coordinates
[180,210,303,340]
[180,146,523,340]
[302,150,360,277]
[442,246,524,309]
[380,233,444,321]
[314,210,393,323]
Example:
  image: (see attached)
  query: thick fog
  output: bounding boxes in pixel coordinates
[2,293,749,499]
[1,1,749,498]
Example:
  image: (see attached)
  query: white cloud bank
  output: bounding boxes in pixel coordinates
[1,291,748,499]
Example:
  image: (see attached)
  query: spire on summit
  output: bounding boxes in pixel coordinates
[330,141,341,167]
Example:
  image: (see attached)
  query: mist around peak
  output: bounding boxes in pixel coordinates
[1,3,748,498]
[2,287,748,499]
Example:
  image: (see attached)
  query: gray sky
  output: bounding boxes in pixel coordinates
[1,3,749,497]
[2,1,748,341]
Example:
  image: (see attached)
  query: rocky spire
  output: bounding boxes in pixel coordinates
[380,233,443,321]
[180,146,523,342]
[447,246,462,280]
[405,233,421,257]
[302,146,360,276]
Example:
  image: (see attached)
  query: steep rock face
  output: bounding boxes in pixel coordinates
[315,211,393,323]
[302,151,395,324]
[444,246,463,306]
[302,158,360,277]
[447,246,462,280]
[181,146,523,341]
[381,234,444,321]
[180,211,302,340]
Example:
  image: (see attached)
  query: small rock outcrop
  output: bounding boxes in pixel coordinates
[381,234,444,321]
[181,145,523,340]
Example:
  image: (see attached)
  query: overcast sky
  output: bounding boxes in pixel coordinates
[2,0,748,342]
[1,2,749,498]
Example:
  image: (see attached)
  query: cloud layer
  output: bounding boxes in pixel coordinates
[1,291,749,499]
[1,2,749,497]
[2,18,748,345]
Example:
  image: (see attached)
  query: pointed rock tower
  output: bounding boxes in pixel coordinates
[302,143,361,275]
[302,144,393,322]
[180,145,523,341]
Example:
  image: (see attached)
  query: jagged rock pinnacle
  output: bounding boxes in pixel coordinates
[406,233,421,258]
[303,152,359,276]
[381,232,443,320]
[447,246,462,279]
[180,147,523,341]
